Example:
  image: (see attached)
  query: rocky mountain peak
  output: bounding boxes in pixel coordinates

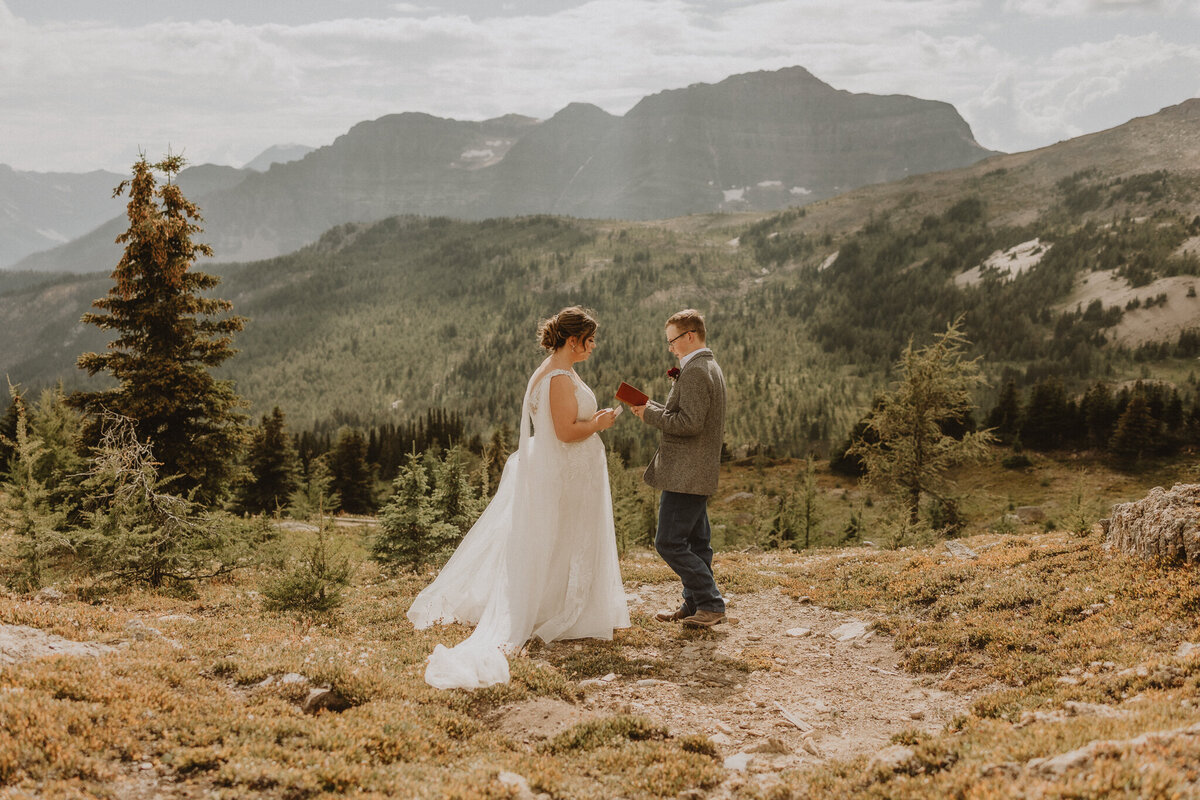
[10,65,1000,270]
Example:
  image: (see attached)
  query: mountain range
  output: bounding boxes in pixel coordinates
[5,66,996,273]
[0,146,310,269]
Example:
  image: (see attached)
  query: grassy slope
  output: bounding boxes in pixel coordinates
[2,453,1198,798]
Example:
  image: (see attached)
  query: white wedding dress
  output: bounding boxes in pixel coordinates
[407,366,630,689]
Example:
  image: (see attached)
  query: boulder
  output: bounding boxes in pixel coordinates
[828,621,869,641]
[302,687,353,714]
[1015,506,1045,524]
[1103,484,1200,565]
[943,540,977,559]
[34,587,65,603]
[723,752,753,771]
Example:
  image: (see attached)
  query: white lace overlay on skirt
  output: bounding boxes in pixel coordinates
[407,367,630,689]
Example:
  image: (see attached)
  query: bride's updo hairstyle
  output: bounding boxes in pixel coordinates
[538,306,597,352]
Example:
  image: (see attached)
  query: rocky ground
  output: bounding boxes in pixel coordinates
[1,575,982,800]
[494,580,978,798]
[6,525,1200,799]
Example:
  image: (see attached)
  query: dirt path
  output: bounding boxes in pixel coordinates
[501,582,979,796]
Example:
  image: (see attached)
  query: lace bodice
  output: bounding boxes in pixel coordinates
[528,369,598,427]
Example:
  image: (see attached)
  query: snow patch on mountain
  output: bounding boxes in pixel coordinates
[955,238,1049,287]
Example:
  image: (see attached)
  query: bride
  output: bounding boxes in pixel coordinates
[407,306,631,689]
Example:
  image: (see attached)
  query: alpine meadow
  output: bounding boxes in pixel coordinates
[2,68,1200,800]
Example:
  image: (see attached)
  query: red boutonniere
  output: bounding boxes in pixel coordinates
[667,367,680,381]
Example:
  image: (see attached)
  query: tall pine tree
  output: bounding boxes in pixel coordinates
[73,154,246,505]
[430,446,482,537]
[329,427,374,514]
[1081,382,1117,450]
[373,452,457,571]
[1022,378,1070,451]
[1110,393,1159,467]
[234,407,300,514]
[985,379,1022,444]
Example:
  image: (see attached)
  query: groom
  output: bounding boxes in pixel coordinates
[630,309,727,628]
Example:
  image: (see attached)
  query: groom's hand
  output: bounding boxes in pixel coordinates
[630,404,647,421]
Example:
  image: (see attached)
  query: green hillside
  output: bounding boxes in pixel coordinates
[215,214,878,464]
[2,100,1199,458]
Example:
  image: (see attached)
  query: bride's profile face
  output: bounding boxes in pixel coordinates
[568,333,596,363]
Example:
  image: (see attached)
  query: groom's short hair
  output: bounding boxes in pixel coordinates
[666,309,706,342]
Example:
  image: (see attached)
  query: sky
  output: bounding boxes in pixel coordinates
[2,0,1199,174]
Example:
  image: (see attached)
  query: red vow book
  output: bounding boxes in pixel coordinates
[615,381,649,406]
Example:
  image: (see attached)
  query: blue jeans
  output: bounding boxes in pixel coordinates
[655,491,725,614]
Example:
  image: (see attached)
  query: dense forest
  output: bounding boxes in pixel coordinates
[222,166,1200,465]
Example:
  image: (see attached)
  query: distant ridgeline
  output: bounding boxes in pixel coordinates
[9,66,994,273]
[2,99,1200,459]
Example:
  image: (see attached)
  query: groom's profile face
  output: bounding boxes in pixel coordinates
[666,324,700,360]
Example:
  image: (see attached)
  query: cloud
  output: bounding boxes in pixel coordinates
[963,33,1200,151]
[0,0,1197,172]
[1002,0,1194,17]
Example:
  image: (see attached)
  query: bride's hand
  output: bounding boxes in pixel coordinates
[592,408,617,432]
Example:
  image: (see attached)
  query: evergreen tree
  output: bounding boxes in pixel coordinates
[830,402,879,477]
[76,411,240,587]
[481,422,514,495]
[1022,378,1070,451]
[1187,400,1200,445]
[840,505,863,544]
[429,446,482,537]
[234,407,300,514]
[260,521,351,613]
[985,379,1022,444]
[1,386,69,590]
[329,427,374,514]
[72,154,246,505]
[1081,382,1117,450]
[1109,393,1160,467]
[795,457,822,550]
[289,457,339,520]
[372,452,458,571]
[21,385,87,526]
[0,396,18,473]
[848,318,994,525]
[1164,389,1185,445]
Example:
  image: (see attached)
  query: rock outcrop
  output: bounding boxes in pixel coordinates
[1102,483,1200,565]
[0,624,115,665]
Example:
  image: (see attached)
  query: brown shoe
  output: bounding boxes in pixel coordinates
[655,607,691,623]
[681,610,726,628]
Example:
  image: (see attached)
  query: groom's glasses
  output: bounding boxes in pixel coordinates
[667,330,693,346]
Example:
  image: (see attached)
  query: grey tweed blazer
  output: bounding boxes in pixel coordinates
[642,350,726,496]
